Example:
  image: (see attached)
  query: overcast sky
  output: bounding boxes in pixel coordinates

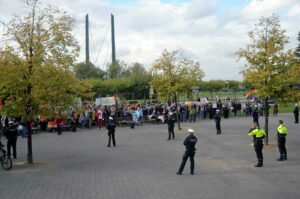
[0,0,300,80]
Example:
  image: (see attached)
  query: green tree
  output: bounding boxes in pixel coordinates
[0,1,91,163]
[127,63,151,99]
[76,61,106,79]
[129,62,147,75]
[151,49,205,129]
[106,60,128,79]
[236,14,297,144]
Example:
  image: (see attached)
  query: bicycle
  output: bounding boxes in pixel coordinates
[0,142,12,170]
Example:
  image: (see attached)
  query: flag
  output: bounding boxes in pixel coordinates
[244,88,257,97]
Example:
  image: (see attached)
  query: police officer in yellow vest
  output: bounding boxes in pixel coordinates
[248,123,266,167]
[277,120,288,161]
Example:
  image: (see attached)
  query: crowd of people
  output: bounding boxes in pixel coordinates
[0,99,298,171]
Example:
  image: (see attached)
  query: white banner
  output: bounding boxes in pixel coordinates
[95,97,116,106]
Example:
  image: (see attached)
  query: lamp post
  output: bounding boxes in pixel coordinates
[225,81,229,99]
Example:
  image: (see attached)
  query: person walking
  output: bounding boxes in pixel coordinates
[214,109,222,134]
[106,116,116,147]
[277,120,288,161]
[176,129,198,175]
[167,113,175,140]
[248,123,266,167]
[4,119,18,159]
[293,104,299,124]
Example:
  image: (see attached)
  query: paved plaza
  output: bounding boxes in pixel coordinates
[0,114,299,199]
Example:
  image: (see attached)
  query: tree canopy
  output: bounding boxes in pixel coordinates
[90,62,152,99]
[236,14,298,144]
[151,49,205,101]
[151,49,205,129]
[76,61,107,80]
[0,1,92,163]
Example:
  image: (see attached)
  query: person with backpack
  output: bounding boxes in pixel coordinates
[248,123,266,167]
[277,120,288,161]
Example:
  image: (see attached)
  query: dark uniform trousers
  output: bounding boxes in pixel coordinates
[7,138,17,158]
[108,130,116,147]
[178,151,195,174]
[278,135,287,159]
[168,127,175,140]
[216,121,221,134]
[57,126,62,135]
[254,139,263,165]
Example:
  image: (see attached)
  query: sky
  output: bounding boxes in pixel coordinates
[0,0,300,80]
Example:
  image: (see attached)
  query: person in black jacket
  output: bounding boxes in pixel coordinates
[106,116,116,147]
[176,129,198,175]
[294,104,299,124]
[167,113,175,140]
[214,109,222,134]
[4,119,18,159]
[252,105,259,127]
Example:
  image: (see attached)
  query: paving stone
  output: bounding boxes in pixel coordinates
[0,114,299,199]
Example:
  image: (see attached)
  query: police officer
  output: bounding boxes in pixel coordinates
[252,105,259,127]
[248,123,266,167]
[167,112,175,140]
[294,104,299,124]
[214,109,221,134]
[277,120,288,161]
[4,119,18,159]
[176,129,198,175]
[106,116,116,147]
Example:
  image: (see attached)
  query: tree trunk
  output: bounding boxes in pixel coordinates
[264,97,269,145]
[174,93,181,130]
[27,121,33,164]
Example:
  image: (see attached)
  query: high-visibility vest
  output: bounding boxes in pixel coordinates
[248,128,266,139]
[278,124,288,135]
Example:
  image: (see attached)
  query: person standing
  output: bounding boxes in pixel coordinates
[106,116,116,147]
[55,117,63,135]
[277,120,288,161]
[71,112,77,132]
[248,123,266,167]
[176,129,198,175]
[273,103,279,116]
[97,108,104,130]
[214,109,222,134]
[4,120,18,159]
[131,108,138,129]
[137,107,143,126]
[167,113,175,140]
[293,104,299,124]
[252,105,259,127]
